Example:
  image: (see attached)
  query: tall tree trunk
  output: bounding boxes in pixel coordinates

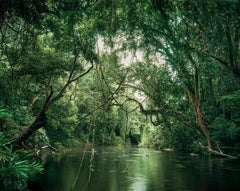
[188,91,212,148]
[13,57,94,148]
[13,89,53,148]
[14,111,47,147]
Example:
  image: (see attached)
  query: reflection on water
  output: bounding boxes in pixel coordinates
[28,146,240,191]
[129,173,149,191]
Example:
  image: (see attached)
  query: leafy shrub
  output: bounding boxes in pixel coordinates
[212,116,240,145]
[0,133,43,191]
[0,109,12,118]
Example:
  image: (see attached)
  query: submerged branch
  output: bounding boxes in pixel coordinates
[196,142,237,159]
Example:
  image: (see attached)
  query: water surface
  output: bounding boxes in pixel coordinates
[29,146,240,191]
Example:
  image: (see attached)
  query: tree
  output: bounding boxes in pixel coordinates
[97,0,240,154]
[0,0,239,157]
[0,0,99,147]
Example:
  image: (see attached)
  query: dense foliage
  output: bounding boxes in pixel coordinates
[0,0,239,189]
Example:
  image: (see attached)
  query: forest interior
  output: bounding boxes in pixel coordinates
[0,0,240,190]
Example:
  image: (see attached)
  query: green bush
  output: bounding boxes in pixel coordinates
[0,133,43,191]
[212,116,240,146]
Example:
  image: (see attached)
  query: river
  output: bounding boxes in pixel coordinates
[28,146,240,191]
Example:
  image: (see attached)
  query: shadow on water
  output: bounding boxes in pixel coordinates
[28,146,240,191]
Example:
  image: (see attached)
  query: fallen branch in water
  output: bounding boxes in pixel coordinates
[36,144,58,156]
[195,142,237,159]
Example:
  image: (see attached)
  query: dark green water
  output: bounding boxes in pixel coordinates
[28,146,240,191]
